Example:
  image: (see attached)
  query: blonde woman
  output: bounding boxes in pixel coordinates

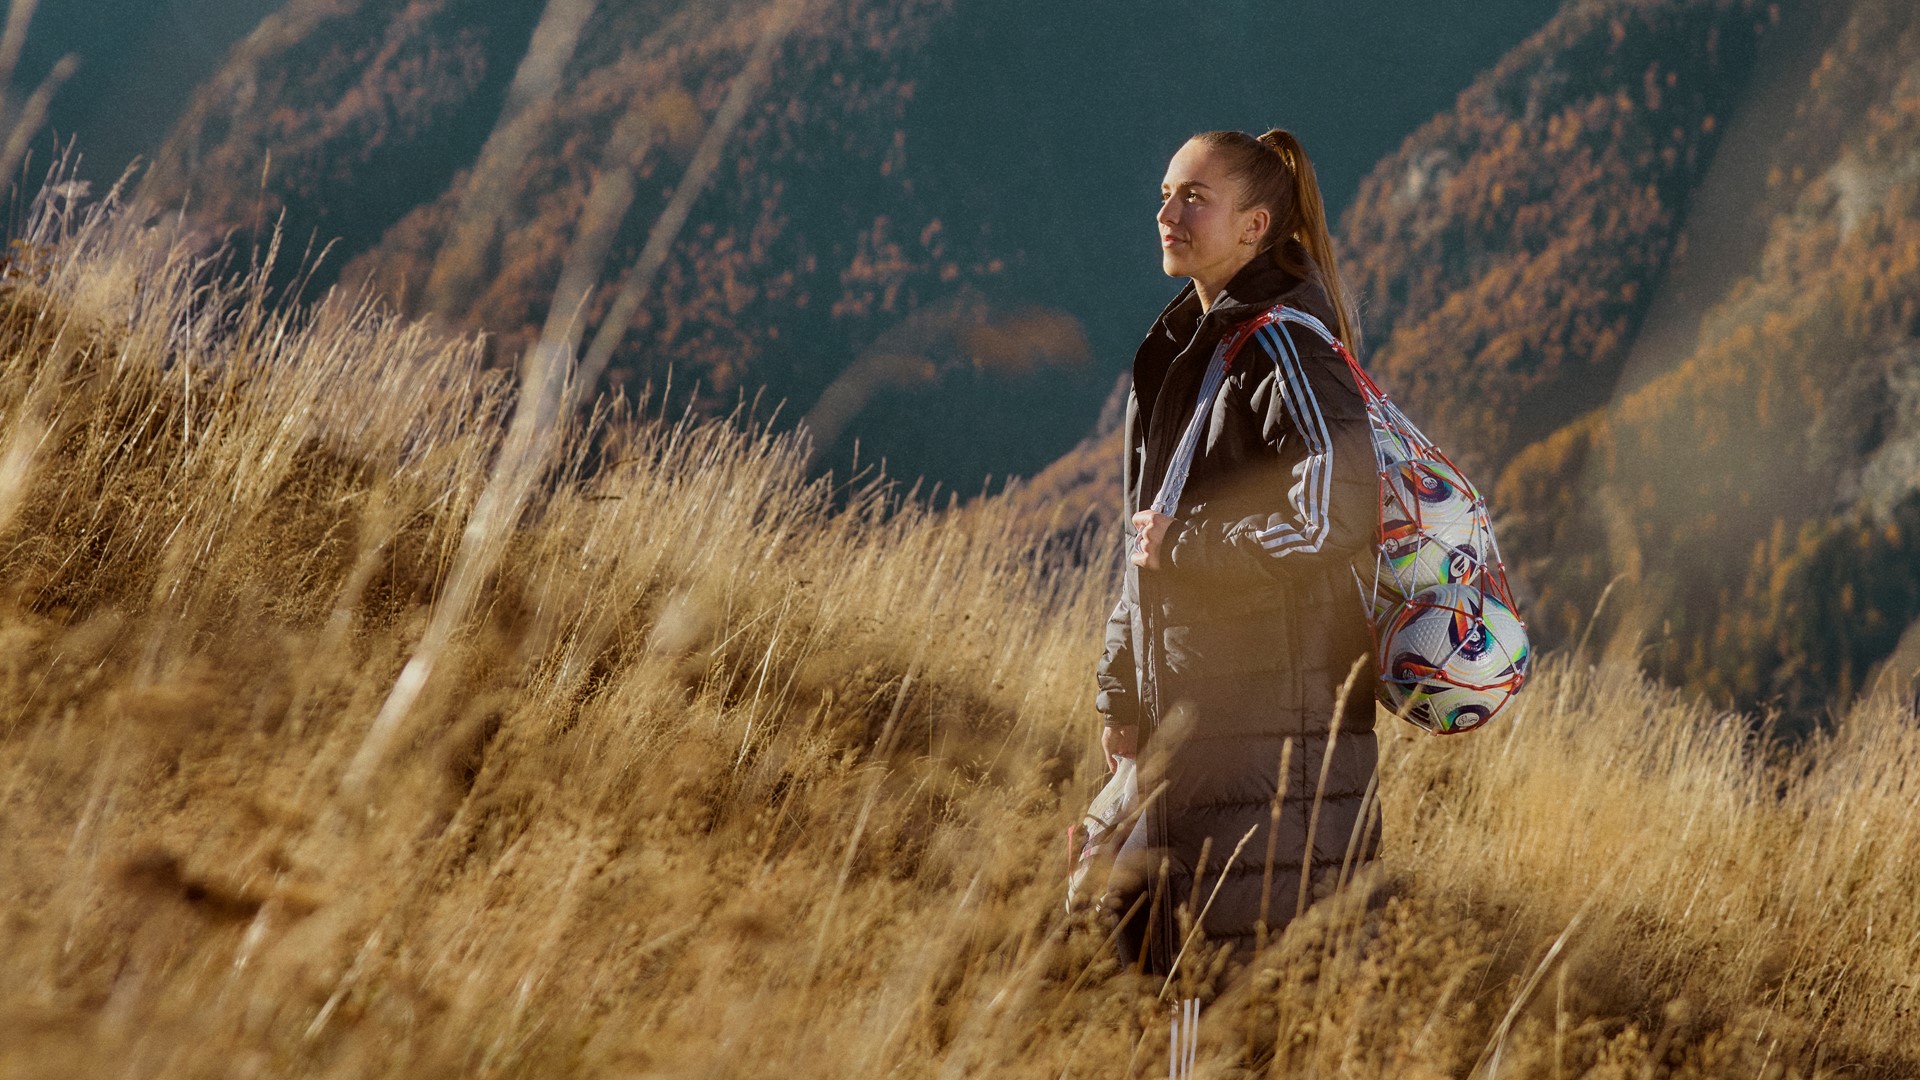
[1095,129,1379,971]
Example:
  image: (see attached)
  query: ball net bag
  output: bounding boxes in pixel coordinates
[1268,308,1531,734]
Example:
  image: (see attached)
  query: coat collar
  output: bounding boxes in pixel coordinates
[1147,237,1333,348]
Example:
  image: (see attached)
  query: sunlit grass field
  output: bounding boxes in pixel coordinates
[1,193,1916,1079]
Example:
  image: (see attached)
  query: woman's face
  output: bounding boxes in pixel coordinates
[1157,139,1268,293]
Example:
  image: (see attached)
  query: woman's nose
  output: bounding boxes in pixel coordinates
[1156,198,1178,228]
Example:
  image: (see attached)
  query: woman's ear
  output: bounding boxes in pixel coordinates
[1242,207,1270,247]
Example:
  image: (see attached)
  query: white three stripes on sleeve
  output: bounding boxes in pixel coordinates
[1250,323,1333,557]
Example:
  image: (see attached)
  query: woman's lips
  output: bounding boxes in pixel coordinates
[1162,236,1184,247]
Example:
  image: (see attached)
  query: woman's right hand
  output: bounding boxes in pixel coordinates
[1102,724,1137,773]
[1129,510,1175,569]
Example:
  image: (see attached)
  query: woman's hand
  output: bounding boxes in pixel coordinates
[1130,510,1176,570]
[1102,724,1137,773]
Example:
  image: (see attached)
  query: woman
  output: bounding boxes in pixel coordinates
[1095,129,1380,972]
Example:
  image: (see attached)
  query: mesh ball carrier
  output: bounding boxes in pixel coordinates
[1259,308,1531,734]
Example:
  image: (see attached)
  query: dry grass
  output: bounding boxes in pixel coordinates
[0,190,1915,1079]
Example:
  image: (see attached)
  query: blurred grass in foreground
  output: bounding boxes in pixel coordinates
[0,189,1916,1079]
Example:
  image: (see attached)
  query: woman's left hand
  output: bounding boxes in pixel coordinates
[1130,510,1176,570]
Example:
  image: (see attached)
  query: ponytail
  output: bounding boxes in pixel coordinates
[1255,130,1358,354]
[1192,128,1361,354]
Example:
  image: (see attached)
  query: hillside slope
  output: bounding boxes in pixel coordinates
[4,179,1920,1079]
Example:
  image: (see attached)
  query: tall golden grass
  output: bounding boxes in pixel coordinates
[0,190,1915,1078]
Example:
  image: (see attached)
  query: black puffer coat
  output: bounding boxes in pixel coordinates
[1095,244,1381,968]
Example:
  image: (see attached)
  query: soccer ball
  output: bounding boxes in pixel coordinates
[1377,584,1530,734]
[1379,459,1487,596]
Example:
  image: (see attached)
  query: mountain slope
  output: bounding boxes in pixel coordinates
[1342,0,1775,475]
[1024,0,1920,715]
[141,0,1095,487]
[1497,0,1920,713]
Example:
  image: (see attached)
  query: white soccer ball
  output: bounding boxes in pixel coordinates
[1379,459,1486,596]
[1377,584,1530,734]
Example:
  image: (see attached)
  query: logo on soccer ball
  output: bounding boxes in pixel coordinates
[1409,463,1460,505]
[1445,543,1480,584]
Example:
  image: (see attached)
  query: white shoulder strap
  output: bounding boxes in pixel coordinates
[1148,334,1236,517]
[1272,306,1339,346]
[1147,306,1340,517]
[1146,306,1348,518]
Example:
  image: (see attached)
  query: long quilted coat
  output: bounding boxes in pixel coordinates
[1095,243,1381,969]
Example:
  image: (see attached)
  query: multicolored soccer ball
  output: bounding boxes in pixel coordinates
[1378,459,1487,597]
[1377,584,1531,734]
